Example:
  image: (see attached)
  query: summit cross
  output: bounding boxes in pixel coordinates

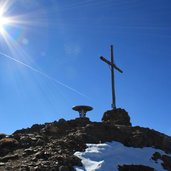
[100,45,123,109]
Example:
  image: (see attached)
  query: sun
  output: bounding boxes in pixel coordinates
[0,15,11,33]
[0,3,13,34]
[0,7,7,32]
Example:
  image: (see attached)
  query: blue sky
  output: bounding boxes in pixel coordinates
[0,0,171,135]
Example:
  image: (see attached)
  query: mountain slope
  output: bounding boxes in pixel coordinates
[0,108,170,171]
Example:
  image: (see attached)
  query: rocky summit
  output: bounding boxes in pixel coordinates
[0,108,171,171]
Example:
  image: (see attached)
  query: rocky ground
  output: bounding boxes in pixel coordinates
[0,108,171,171]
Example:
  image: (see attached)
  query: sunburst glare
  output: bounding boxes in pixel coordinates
[0,0,86,99]
[0,1,19,47]
[0,15,11,33]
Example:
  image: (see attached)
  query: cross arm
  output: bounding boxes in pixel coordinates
[100,56,123,73]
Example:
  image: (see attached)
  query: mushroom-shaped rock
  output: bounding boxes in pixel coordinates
[72,105,93,118]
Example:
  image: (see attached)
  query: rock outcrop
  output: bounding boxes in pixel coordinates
[102,108,132,126]
[0,109,170,171]
[152,152,171,170]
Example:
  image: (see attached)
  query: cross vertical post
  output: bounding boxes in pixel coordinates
[100,45,123,109]
[110,45,116,109]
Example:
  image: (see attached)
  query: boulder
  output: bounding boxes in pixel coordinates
[0,138,19,156]
[0,133,6,140]
[102,108,132,126]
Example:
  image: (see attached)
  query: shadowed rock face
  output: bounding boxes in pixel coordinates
[118,165,155,171]
[0,109,170,170]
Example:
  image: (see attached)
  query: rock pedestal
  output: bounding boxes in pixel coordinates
[102,108,132,126]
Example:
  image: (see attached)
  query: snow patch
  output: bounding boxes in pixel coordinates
[74,141,170,171]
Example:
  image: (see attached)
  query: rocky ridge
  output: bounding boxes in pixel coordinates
[0,108,171,171]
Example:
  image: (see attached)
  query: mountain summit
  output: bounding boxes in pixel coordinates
[0,109,171,171]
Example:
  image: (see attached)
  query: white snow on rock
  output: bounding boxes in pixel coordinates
[74,141,171,171]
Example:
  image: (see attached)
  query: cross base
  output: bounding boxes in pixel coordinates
[111,103,116,109]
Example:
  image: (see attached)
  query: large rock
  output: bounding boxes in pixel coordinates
[0,138,19,157]
[102,108,132,126]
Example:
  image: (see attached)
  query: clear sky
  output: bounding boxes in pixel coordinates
[0,0,171,135]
